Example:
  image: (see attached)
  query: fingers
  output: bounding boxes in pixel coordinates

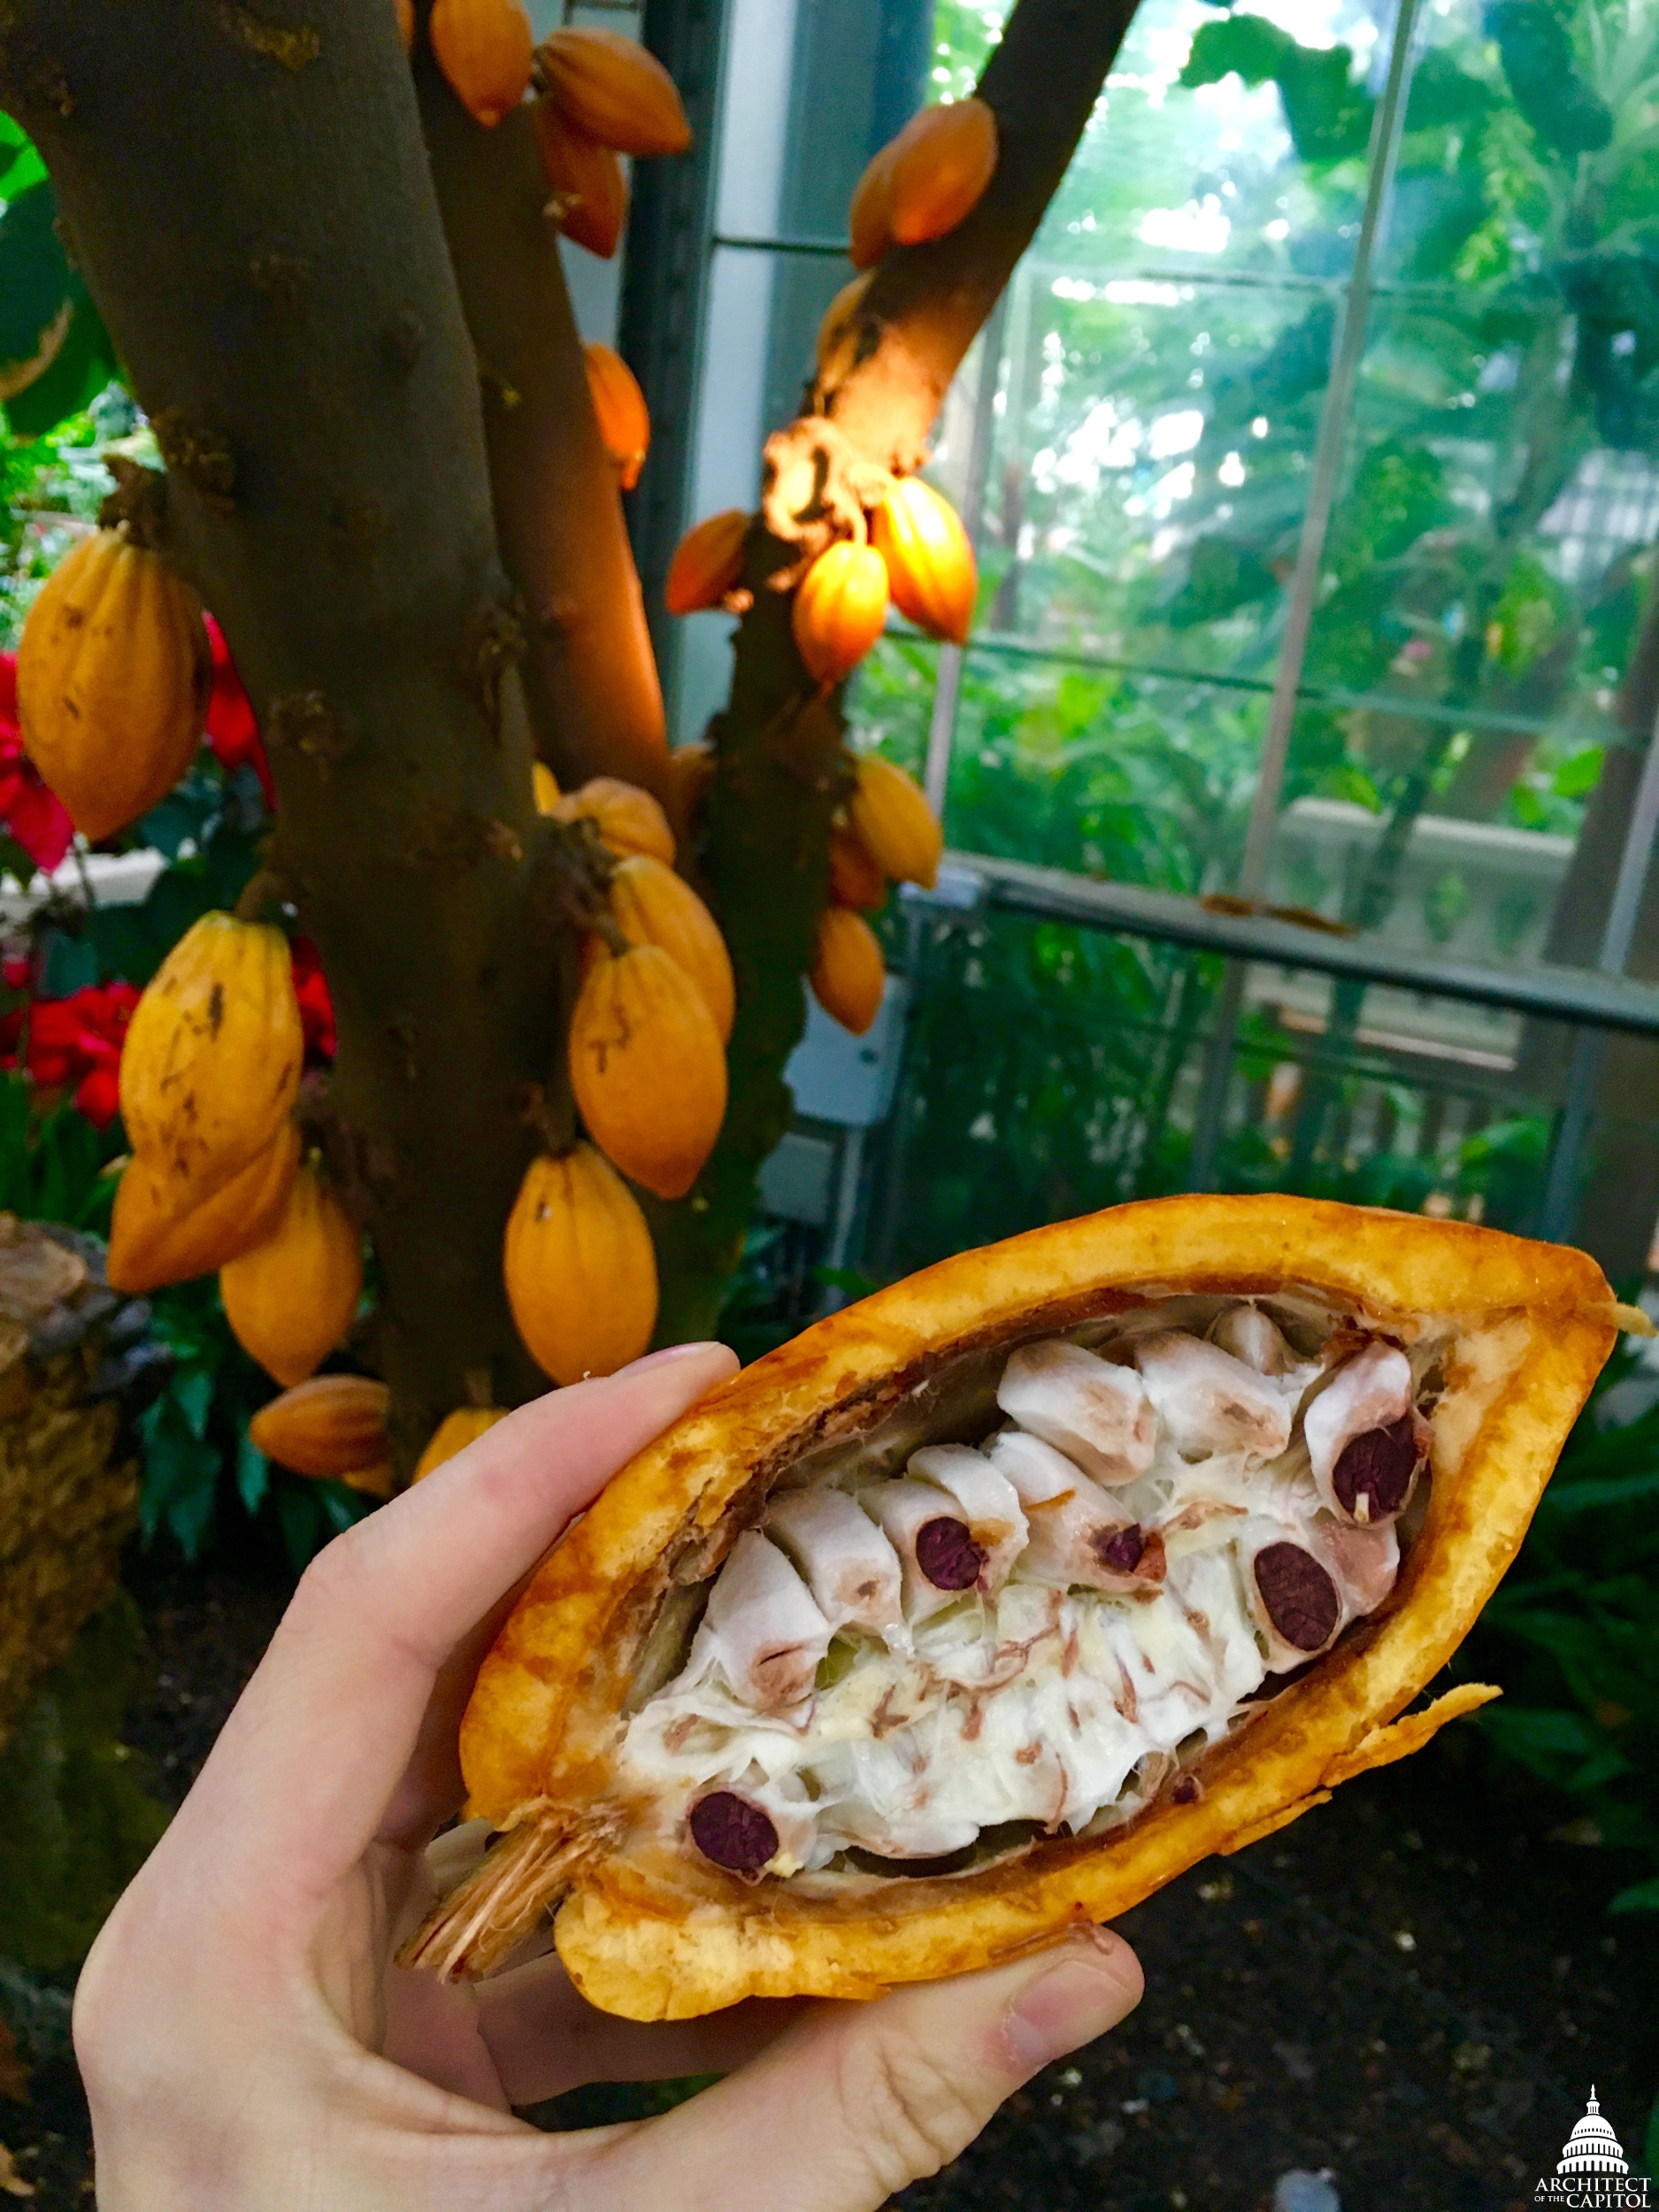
[473,1951,806,2105]
[157,1343,739,1917]
[589,1929,1141,2212]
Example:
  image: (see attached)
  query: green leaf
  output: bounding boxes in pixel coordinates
[1487,0,1613,157]
[1609,1874,1659,1915]
[237,1433,270,1517]
[4,296,118,440]
[0,114,48,199]
[0,183,74,386]
[1179,16,1372,162]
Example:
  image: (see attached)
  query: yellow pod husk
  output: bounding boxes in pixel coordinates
[119,912,305,1213]
[106,1122,300,1295]
[871,478,977,646]
[887,96,997,246]
[414,1407,510,1482]
[339,1463,396,1500]
[664,510,748,616]
[553,776,675,865]
[810,904,885,1036]
[848,754,941,890]
[533,761,561,813]
[568,942,726,1201]
[249,1374,391,1479]
[847,142,895,269]
[537,26,691,156]
[606,853,734,1043]
[584,342,650,491]
[220,1161,363,1388]
[534,100,628,257]
[430,0,534,124]
[504,1145,659,1386]
[792,541,889,686]
[18,529,211,843]
[829,826,887,911]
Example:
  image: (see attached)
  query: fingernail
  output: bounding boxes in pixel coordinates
[625,1340,733,1374]
[1005,1936,1138,2072]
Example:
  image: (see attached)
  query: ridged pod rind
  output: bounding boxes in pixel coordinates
[810,905,885,1035]
[583,342,650,492]
[664,511,748,616]
[792,541,889,685]
[887,97,998,246]
[552,776,675,865]
[534,101,628,257]
[106,1123,300,1295]
[872,479,977,646]
[537,26,691,155]
[430,0,534,124]
[828,826,887,910]
[118,912,304,1213]
[18,530,211,842]
[504,1146,658,1385]
[605,854,734,1044]
[533,762,561,813]
[567,943,726,1200]
[847,754,941,889]
[220,1163,363,1388]
[414,1407,510,1482]
[249,1375,391,1479]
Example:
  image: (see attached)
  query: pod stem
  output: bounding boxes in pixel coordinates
[398,1802,615,1982]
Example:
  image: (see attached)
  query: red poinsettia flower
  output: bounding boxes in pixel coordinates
[203,616,275,808]
[0,650,75,874]
[290,934,336,1063]
[18,979,139,1126]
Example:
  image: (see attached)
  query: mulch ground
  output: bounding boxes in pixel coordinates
[3,1546,1653,2210]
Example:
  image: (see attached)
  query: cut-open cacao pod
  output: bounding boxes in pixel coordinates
[404,1194,1632,2018]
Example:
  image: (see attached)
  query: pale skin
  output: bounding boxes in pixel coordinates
[73,1340,1143,2212]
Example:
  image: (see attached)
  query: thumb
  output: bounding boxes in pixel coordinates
[588,1927,1142,2212]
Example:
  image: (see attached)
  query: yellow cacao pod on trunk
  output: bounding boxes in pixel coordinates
[107,1121,299,1295]
[119,912,304,1213]
[848,754,941,889]
[793,541,889,685]
[664,510,748,615]
[533,761,561,813]
[504,1144,658,1385]
[810,904,886,1035]
[872,478,977,645]
[249,1374,390,1479]
[887,97,997,246]
[18,528,211,843]
[568,942,726,1200]
[553,776,675,864]
[534,100,628,257]
[603,852,734,1043]
[413,1406,509,1481]
[430,0,533,124]
[537,26,690,155]
[220,1161,362,1387]
[829,826,887,911]
[584,342,650,491]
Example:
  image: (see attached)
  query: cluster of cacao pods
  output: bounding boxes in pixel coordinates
[809,755,941,1036]
[848,97,998,268]
[109,911,361,1386]
[533,27,690,258]
[503,773,733,1385]
[17,523,211,845]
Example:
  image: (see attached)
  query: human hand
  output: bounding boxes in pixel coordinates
[75,1340,1142,2212]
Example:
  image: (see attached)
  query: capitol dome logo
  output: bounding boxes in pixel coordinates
[1533,2090,1651,2208]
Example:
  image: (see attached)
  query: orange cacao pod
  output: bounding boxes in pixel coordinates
[249,1374,391,1479]
[119,912,304,1212]
[584,342,650,492]
[887,97,997,246]
[871,478,977,645]
[848,144,895,268]
[568,942,726,1200]
[664,510,748,616]
[533,761,561,813]
[107,1122,299,1295]
[829,826,887,910]
[848,754,941,889]
[18,528,211,843]
[553,776,675,865]
[430,0,533,124]
[220,1161,363,1387]
[394,0,414,50]
[792,541,889,685]
[537,26,690,156]
[810,904,886,1035]
[605,852,734,1043]
[504,1144,658,1385]
[338,1463,396,1500]
[534,100,628,257]
[414,1406,509,1481]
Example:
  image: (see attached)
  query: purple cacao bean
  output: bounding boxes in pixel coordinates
[1333,1413,1419,1521]
[1171,1776,1201,1804]
[916,1515,986,1590]
[1254,1541,1340,1652]
[689,1791,780,1874]
[1095,1524,1145,1573]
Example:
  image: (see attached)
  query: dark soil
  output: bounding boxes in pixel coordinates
[2,1550,1653,2211]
